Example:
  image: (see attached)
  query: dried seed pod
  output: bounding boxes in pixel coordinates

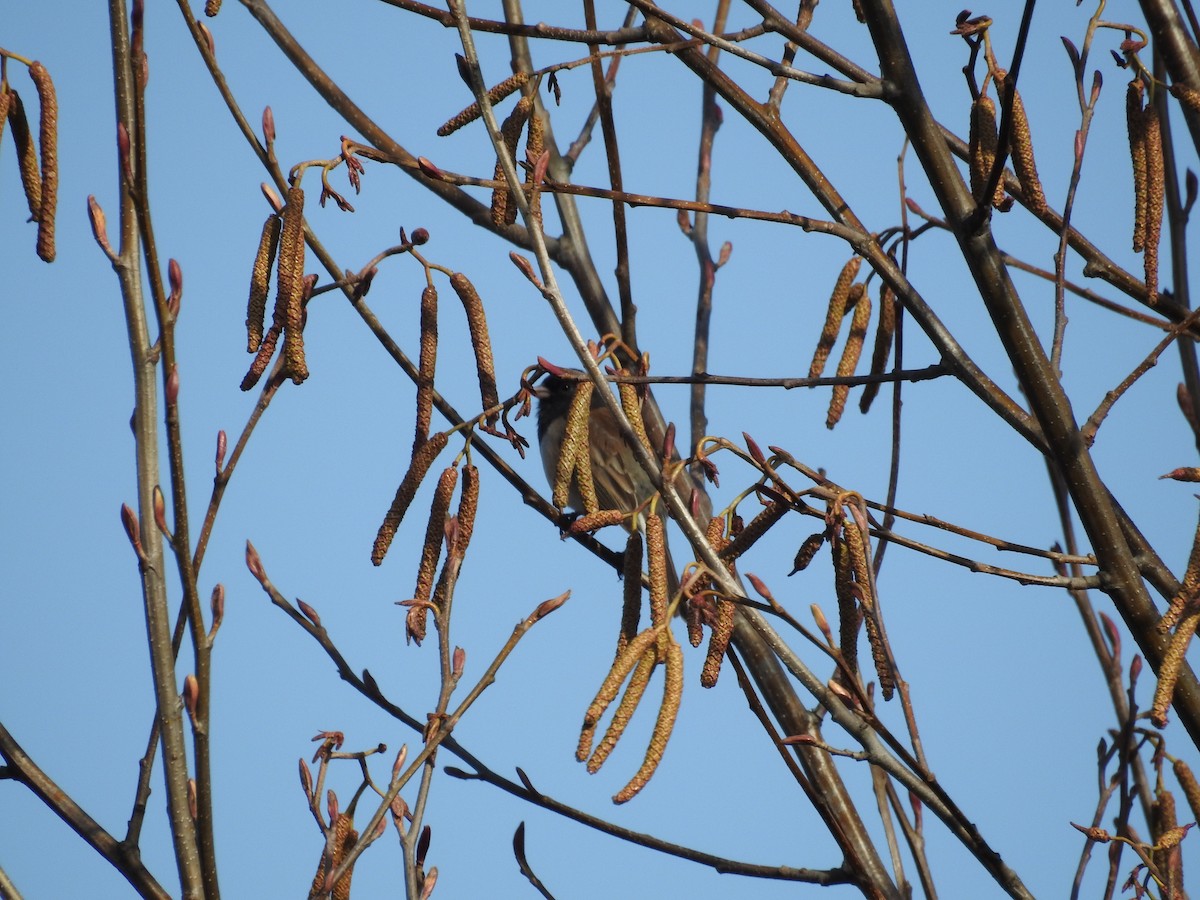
[809,257,861,379]
[586,649,655,774]
[9,90,42,221]
[436,71,530,137]
[449,273,499,425]
[614,641,683,804]
[1150,608,1200,728]
[414,284,438,453]
[618,531,644,661]
[246,213,281,353]
[276,184,308,383]
[969,94,1007,210]
[1159,510,1200,633]
[827,285,871,429]
[789,532,825,575]
[860,281,896,414]
[1128,80,1148,253]
[1142,100,1165,304]
[996,70,1046,215]
[490,96,531,227]
[372,431,449,566]
[721,501,787,562]
[409,465,459,644]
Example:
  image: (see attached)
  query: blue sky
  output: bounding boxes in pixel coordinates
[2,1,1198,897]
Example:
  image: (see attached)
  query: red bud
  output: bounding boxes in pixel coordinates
[533,590,570,621]
[245,540,265,582]
[153,485,169,536]
[262,106,275,145]
[297,599,321,628]
[87,196,114,259]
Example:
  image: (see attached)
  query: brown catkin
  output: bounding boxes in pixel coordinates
[311,813,357,900]
[449,273,499,425]
[28,63,57,262]
[1142,100,1164,305]
[700,592,736,689]
[371,431,448,566]
[583,627,661,732]
[1170,81,1200,115]
[524,105,545,228]
[1151,791,1182,896]
[790,532,825,575]
[1151,607,1200,728]
[276,184,308,383]
[586,649,655,773]
[204,0,222,15]
[554,380,593,510]
[969,94,1007,210]
[9,90,42,221]
[1173,758,1200,827]
[436,71,530,137]
[700,519,734,689]
[414,285,438,454]
[618,531,644,661]
[645,514,669,628]
[246,214,281,352]
[453,465,480,558]
[860,281,896,414]
[827,285,871,429]
[1128,80,1148,253]
[996,71,1046,215]
[832,531,860,677]
[721,502,788,562]
[617,378,654,454]
[568,510,626,534]
[491,96,531,227]
[0,87,11,151]
[844,513,893,698]
[810,257,862,379]
[240,322,281,391]
[687,517,726,647]
[1160,509,1200,633]
[614,641,683,804]
[409,465,458,645]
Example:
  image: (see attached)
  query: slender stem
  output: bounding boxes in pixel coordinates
[108,1,202,893]
[0,721,171,900]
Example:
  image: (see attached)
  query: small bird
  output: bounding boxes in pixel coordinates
[535,370,688,521]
